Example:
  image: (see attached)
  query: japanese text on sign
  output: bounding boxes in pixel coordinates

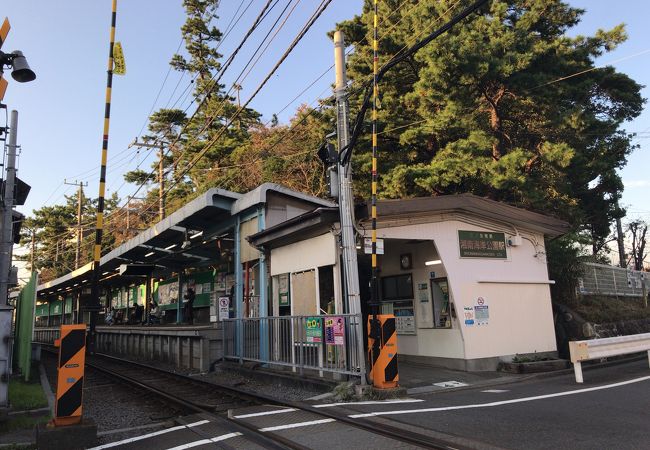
[458,230,507,258]
[306,317,322,343]
[325,316,345,346]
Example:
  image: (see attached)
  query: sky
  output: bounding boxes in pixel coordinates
[2,0,650,230]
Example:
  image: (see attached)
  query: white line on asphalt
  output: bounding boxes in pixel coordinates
[259,418,336,432]
[164,432,243,449]
[233,408,297,418]
[349,375,650,418]
[481,389,509,393]
[314,399,424,408]
[88,420,210,449]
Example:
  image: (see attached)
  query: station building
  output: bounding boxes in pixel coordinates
[249,194,569,371]
[32,184,569,373]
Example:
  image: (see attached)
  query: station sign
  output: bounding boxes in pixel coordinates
[458,230,507,259]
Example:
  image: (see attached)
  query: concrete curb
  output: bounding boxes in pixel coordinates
[39,362,55,415]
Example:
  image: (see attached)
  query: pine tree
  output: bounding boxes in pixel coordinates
[336,0,644,253]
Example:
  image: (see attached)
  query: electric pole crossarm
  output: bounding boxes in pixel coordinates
[64,179,88,269]
[130,139,166,221]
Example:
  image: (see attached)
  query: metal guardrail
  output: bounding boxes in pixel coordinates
[222,314,364,378]
[578,262,649,298]
[568,332,650,383]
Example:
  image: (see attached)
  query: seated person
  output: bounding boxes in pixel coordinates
[148,299,162,325]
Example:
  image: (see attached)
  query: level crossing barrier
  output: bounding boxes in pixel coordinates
[568,332,650,383]
[222,313,364,378]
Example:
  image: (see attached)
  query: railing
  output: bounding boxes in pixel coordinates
[33,327,61,345]
[578,263,649,298]
[568,332,650,383]
[222,314,364,378]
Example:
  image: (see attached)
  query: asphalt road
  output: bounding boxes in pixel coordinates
[331,358,650,449]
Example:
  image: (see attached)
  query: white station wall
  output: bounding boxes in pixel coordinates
[378,219,557,361]
[270,233,337,276]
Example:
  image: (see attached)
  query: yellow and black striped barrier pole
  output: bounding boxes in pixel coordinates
[88,0,117,354]
[53,324,87,426]
[368,0,399,389]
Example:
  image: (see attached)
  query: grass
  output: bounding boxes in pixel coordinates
[0,415,49,435]
[574,296,650,324]
[8,378,48,411]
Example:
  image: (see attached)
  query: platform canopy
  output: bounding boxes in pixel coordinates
[37,188,241,297]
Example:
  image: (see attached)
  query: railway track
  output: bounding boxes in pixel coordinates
[85,353,468,450]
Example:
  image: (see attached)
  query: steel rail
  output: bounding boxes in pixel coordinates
[89,353,466,449]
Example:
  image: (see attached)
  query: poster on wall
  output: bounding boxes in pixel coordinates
[306,316,323,343]
[474,296,489,325]
[278,273,290,306]
[458,230,507,259]
[216,273,226,292]
[463,306,475,326]
[225,274,235,294]
[324,316,345,346]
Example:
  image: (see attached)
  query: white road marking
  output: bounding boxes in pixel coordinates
[433,381,468,388]
[233,408,297,418]
[259,418,336,432]
[165,432,242,449]
[88,420,210,449]
[481,389,509,393]
[314,399,424,408]
[349,375,650,418]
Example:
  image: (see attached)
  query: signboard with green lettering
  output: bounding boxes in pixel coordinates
[458,230,507,259]
[305,316,322,343]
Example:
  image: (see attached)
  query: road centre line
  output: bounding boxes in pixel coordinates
[165,432,242,450]
[259,418,336,432]
[314,399,424,408]
[88,419,210,449]
[349,375,650,418]
[233,408,297,418]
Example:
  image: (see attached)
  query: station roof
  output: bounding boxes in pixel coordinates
[37,183,331,298]
[249,194,570,249]
[371,194,571,237]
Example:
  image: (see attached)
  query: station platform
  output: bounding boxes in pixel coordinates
[33,325,534,391]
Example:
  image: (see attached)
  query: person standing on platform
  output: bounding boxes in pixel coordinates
[183,287,196,325]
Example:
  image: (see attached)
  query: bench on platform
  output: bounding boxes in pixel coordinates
[568,332,650,383]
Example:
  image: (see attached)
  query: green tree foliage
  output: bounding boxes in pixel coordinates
[337,0,644,254]
[20,193,119,281]
[226,106,331,196]
[124,0,261,217]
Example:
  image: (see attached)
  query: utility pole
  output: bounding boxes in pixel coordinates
[334,31,366,384]
[30,230,35,271]
[615,199,626,268]
[64,179,88,269]
[129,139,166,221]
[0,110,18,411]
[233,84,242,130]
[0,110,18,306]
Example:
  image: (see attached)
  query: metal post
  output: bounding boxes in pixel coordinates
[0,111,18,408]
[257,206,269,363]
[234,216,243,363]
[177,270,183,324]
[615,200,626,268]
[334,31,366,383]
[0,110,18,306]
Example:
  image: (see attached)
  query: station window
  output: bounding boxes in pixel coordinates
[381,274,413,300]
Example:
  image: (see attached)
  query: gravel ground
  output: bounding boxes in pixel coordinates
[41,353,332,445]
[119,356,330,402]
[203,364,330,401]
[42,353,183,445]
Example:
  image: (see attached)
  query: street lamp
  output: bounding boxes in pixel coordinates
[0,50,36,82]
